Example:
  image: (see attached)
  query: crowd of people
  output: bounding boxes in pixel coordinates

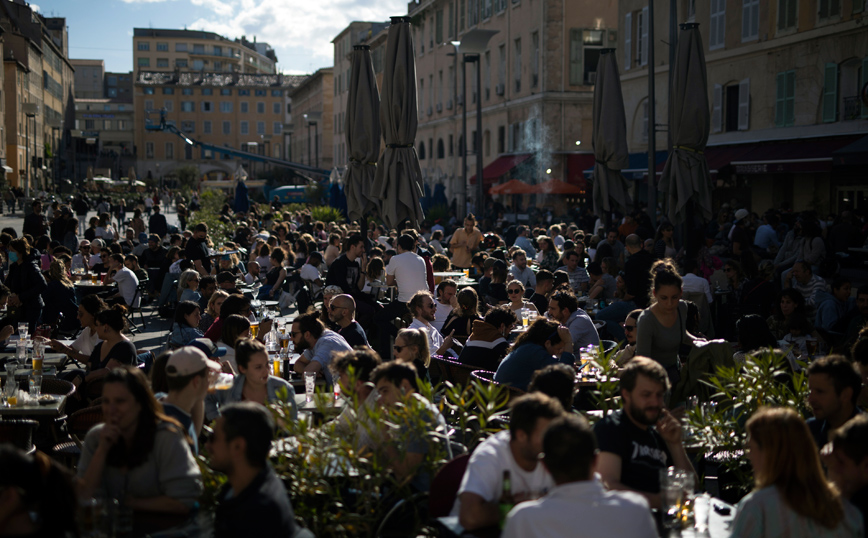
[0,189,867,537]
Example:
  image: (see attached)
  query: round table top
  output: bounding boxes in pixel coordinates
[209,249,240,257]
[433,272,467,278]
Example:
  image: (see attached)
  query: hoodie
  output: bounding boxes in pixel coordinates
[814,291,855,332]
[457,320,510,372]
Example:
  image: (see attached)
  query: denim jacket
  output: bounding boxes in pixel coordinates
[205,374,298,422]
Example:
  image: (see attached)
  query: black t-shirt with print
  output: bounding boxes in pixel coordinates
[593,408,673,494]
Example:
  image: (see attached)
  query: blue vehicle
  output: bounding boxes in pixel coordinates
[267,185,309,203]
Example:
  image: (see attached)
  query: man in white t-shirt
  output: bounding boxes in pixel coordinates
[452,393,565,530]
[105,253,140,307]
[502,414,657,538]
[377,234,429,358]
[299,251,324,296]
[432,280,457,333]
[681,259,713,304]
[408,291,457,357]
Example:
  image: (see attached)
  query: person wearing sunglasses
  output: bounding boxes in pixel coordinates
[328,294,369,348]
[505,280,539,318]
[614,310,642,366]
[408,290,460,358]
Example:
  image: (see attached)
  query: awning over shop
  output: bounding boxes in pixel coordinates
[565,153,595,188]
[1,166,12,174]
[729,136,861,175]
[832,135,868,167]
[469,153,533,185]
[587,151,668,180]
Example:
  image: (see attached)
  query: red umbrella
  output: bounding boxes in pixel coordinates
[532,178,584,195]
[489,179,536,195]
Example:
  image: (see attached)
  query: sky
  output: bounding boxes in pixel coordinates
[32,0,408,75]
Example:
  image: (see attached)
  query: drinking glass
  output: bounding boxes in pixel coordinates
[16,340,27,365]
[208,373,234,393]
[521,308,529,327]
[304,372,316,403]
[32,340,45,372]
[29,373,42,398]
[660,467,684,530]
[250,321,260,338]
[17,323,27,341]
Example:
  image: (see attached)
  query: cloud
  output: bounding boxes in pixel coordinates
[119,0,174,3]
[30,3,40,11]
[185,0,406,71]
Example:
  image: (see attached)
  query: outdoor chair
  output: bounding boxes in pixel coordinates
[0,419,39,454]
[52,405,104,469]
[470,369,526,403]
[432,356,474,386]
[126,278,150,333]
[427,454,471,518]
[600,340,619,354]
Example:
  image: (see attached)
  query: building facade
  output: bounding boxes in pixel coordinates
[618,0,868,214]
[133,28,277,77]
[72,58,103,99]
[290,67,334,170]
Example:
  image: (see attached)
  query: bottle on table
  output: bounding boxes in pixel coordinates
[498,469,514,527]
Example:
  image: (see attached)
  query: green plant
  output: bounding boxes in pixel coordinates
[190,190,234,243]
[685,348,809,496]
[176,165,199,190]
[588,344,623,423]
[426,204,450,224]
[310,205,344,224]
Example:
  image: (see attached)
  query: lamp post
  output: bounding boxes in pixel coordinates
[451,29,498,220]
[70,129,82,186]
[23,103,39,199]
[247,141,258,180]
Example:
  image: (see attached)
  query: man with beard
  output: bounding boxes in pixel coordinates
[593,357,695,509]
[186,223,213,277]
[291,311,352,386]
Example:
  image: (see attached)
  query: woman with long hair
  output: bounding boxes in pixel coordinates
[494,318,573,389]
[636,260,702,385]
[324,233,342,267]
[767,289,812,340]
[41,258,79,332]
[96,213,118,242]
[394,327,431,379]
[218,314,251,373]
[83,306,137,385]
[261,248,287,299]
[442,287,482,340]
[505,279,539,317]
[78,366,202,514]
[653,223,677,260]
[169,301,204,348]
[205,338,297,421]
[731,407,863,537]
[536,236,561,273]
[49,294,108,364]
[200,289,228,333]
[5,237,47,332]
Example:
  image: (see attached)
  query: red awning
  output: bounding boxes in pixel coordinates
[469,153,533,185]
[489,179,536,195]
[729,136,862,174]
[566,153,595,188]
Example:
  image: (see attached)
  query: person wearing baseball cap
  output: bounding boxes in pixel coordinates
[160,346,222,455]
[188,337,231,372]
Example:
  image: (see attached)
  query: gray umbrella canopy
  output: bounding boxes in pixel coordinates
[371,16,425,230]
[659,24,713,225]
[344,45,381,222]
[591,49,632,219]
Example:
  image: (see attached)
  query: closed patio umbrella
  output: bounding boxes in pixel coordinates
[591,49,632,221]
[344,45,381,223]
[371,16,425,230]
[659,23,713,226]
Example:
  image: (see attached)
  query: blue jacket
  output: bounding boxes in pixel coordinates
[814,291,854,332]
[205,374,298,422]
[494,342,574,390]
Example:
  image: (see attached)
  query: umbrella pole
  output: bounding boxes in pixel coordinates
[647,0,658,230]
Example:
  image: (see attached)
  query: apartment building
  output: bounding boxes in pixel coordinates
[290,67,334,170]
[406,0,618,214]
[73,59,104,99]
[134,71,304,182]
[133,28,277,77]
[618,0,868,213]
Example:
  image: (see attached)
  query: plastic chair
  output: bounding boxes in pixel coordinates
[127,278,150,333]
[428,454,471,518]
[0,419,39,454]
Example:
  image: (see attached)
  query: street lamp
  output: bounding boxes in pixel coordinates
[247,141,258,180]
[303,112,321,168]
[451,29,498,219]
[48,118,61,193]
[71,129,82,185]
[23,103,39,199]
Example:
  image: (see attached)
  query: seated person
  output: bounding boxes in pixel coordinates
[393,327,432,381]
[176,269,202,304]
[594,358,696,509]
[503,415,657,538]
[329,348,383,449]
[78,366,202,514]
[458,306,517,372]
[613,309,642,366]
[168,301,205,348]
[209,402,299,537]
[547,290,599,353]
[587,261,617,302]
[371,361,447,491]
[292,311,353,385]
[206,338,297,422]
[441,288,483,342]
[806,355,863,448]
[815,277,855,333]
[244,261,263,285]
[124,254,149,282]
[216,271,241,296]
[299,251,324,297]
[104,253,140,308]
[527,363,576,411]
[495,319,574,390]
[328,294,369,348]
[409,290,459,358]
[452,393,565,530]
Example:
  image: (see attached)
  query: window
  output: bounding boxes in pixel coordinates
[193,60,204,70]
[625,13,632,69]
[182,88,194,95]
[855,0,865,13]
[449,134,454,156]
[775,70,796,127]
[85,119,95,130]
[778,0,798,30]
[641,101,649,142]
[460,0,465,30]
[220,102,233,113]
[639,7,649,66]
[146,142,154,159]
[419,79,425,112]
[449,2,455,37]
[271,90,282,97]
[823,63,838,122]
[185,144,193,160]
[531,32,539,87]
[437,139,445,159]
[255,89,267,96]
[273,122,282,135]
[257,121,265,135]
[202,121,212,134]
[175,59,188,68]
[157,58,169,68]
[157,42,168,51]
[202,101,213,112]
[214,61,222,71]
[165,142,174,159]
[419,141,426,160]
[484,0,492,19]
[469,0,478,26]
[499,44,506,87]
[103,120,112,130]
[222,121,231,135]
[137,42,150,51]
[193,44,205,54]
[238,89,250,96]
[241,121,249,135]
[257,102,265,114]
[819,0,841,19]
[163,87,174,95]
[176,43,188,52]
[514,38,521,92]
[497,125,505,153]
[569,30,582,85]
[181,121,195,133]
[436,9,444,43]
[241,102,249,113]
[202,88,213,95]
[709,0,726,50]
[138,58,150,67]
[144,99,154,110]
[221,89,232,96]
[273,102,281,114]
[164,100,174,112]
[742,0,760,41]
[213,45,222,56]
[181,101,194,112]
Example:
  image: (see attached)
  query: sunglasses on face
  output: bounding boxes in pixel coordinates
[426,303,436,309]
[623,325,636,332]
[508,289,522,294]
[393,345,405,352]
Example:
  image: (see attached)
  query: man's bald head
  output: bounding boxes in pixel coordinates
[332,294,356,316]
[625,234,642,253]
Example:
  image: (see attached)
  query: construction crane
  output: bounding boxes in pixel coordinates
[144,108,331,181]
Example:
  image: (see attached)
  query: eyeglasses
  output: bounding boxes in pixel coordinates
[507,289,522,294]
[724,268,734,273]
[425,303,436,309]
[329,304,346,311]
[290,331,302,337]
[623,325,636,332]
[393,345,405,352]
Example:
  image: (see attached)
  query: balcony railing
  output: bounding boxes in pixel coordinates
[843,96,861,121]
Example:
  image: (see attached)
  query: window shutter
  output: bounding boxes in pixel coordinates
[784,70,796,126]
[624,13,632,70]
[822,63,838,123]
[640,7,649,66]
[862,57,868,118]
[508,125,514,152]
[569,29,582,85]
[775,73,785,126]
[738,78,750,130]
[712,84,723,132]
[819,0,829,19]
[855,0,865,13]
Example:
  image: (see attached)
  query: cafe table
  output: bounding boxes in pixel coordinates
[0,392,67,418]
